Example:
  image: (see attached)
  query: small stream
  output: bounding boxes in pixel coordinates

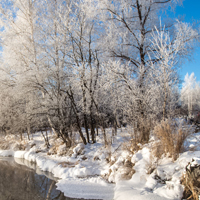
[0,157,85,200]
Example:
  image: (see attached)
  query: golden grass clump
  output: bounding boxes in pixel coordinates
[181,161,200,200]
[122,138,142,154]
[153,119,192,161]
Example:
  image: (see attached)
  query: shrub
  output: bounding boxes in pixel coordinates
[122,138,141,154]
[182,160,200,200]
[153,119,192,161]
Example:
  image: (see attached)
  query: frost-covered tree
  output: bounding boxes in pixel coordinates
[181,73,200,117]
[148,24,190,120]
[0,0,82,145]
[0,0,107,145]
[0,0,199,146]
[95,0,199,142]
[0,0,42,139]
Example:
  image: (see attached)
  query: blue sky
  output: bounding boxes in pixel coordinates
[172,0,200,84]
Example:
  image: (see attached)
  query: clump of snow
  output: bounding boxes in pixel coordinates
[108,151,135,183]
[57,144,67,156]
[0,150,14,157]
[72,143,85,157]
[189,158,200,167]
[93,146,111,162]
[14,150,26,158]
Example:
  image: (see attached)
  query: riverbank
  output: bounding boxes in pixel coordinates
[0,131,115,200]
[0,128,200,200]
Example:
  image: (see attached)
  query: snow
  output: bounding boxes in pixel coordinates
[0,128,200,200]
[0,149,14,157]
[57,178,114,199]
[114,148,183,200]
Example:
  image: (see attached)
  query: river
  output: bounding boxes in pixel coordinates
[0,157,86,200]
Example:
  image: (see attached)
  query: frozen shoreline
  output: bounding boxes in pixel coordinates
[0,148,115,200]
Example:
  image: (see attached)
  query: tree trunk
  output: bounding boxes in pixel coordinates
[27,124,31,141]
[83,114,90,143]
[90,113,96,143]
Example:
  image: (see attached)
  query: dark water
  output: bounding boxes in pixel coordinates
[0,157,84,200]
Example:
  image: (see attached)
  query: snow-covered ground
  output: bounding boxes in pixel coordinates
[0,128,199,200]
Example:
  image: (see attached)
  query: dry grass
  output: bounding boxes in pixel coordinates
[48,138,68,155]
[122,138,142,154]
[153,119,192,161]
[128,119,152,144]
[181,162,200,200]
[146,154,158,174]
[0,134,27,150]
[57,161,79,168]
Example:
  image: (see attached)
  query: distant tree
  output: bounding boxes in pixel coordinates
[181,73,200,117]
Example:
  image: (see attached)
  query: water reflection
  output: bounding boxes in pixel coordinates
[0,157,84,200]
